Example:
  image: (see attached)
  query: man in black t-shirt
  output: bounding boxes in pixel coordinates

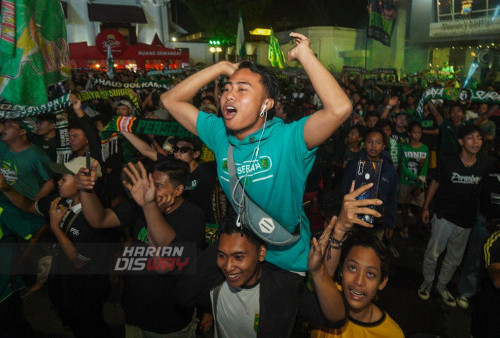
[418,125,495,307]
[33,114,58,162]
[75,158,205,336]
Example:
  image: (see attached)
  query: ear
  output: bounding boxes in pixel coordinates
[263,99,275,112]
[257,245,267,262]
[192,150,201,160]
[458,138,464,147]
[174,184,185,197]
[378,275,389,291]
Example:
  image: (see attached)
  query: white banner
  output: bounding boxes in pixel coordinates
[430,18,500,38]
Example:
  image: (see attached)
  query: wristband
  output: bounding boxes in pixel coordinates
[329,232,349,249]
[386,105,393,110]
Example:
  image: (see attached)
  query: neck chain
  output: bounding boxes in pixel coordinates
[460,154,476,168]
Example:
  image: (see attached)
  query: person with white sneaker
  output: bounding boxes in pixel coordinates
[418,124,495,307]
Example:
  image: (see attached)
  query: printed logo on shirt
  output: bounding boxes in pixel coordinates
[137,226,149,244]
[69,227,80,237]
[451,172,481,184]
[0,160,18,184]
[185,179,198,191]
[221,156,273,185]
[490,192,500,206]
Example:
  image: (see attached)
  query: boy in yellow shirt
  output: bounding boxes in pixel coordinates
[311,231,404,337]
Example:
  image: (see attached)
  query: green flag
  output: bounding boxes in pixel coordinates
[367,0,396,47]
[268,28,286,69]
[236,10,246,59]
[0,0,70,105]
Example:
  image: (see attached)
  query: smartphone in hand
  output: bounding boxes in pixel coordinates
[86,151,91,176]
[354,159,382,224]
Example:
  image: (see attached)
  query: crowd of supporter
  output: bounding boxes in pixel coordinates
[1,58,499,338]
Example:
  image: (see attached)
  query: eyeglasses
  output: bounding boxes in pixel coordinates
[172,146,193,154]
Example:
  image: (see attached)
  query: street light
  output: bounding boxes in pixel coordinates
[209,46,222,64]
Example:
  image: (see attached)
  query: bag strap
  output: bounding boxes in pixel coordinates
[226,144,301,246]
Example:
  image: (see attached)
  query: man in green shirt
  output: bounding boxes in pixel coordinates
[0,118,54,335]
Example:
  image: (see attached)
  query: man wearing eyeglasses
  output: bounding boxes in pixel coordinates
[161,33,351,273]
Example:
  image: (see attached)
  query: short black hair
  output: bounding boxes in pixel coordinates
[238,60,280,117]
[375,119,392,130]
[408,120,422,132]
[201,95,216,105]
[68,120,83,132]
[152,158,190,188]
[364,127,388,147]
[174,137,202,152]
[457,124,483,140]
[37,114,56,124]
[219,210,265,249]
[449,101,465,112]
[341,230,389,281]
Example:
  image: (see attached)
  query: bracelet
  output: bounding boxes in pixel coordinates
[329,232,349,249]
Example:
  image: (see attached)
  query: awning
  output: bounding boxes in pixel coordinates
[87,4,147,24]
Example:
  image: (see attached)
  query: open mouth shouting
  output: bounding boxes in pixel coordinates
[223,105,237,120]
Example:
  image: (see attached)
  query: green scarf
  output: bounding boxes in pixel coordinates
[100,116,194,160]
[416,87,500,118]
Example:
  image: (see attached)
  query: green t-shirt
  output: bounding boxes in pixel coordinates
[0,141,53,200]
[0,141,50,302]
[399,143,429,188]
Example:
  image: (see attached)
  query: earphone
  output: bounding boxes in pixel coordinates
[259,100,268,117]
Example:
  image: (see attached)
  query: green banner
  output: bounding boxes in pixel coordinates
[76,89,140,112]
[0,0,70,105]
[95,78,171,90]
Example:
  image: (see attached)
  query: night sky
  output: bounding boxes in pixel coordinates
[173,0,369,38]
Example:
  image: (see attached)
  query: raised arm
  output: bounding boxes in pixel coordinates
[121,162,176,248]
[288,33,351,149]
[324,182,382,277]
[74,162,121,229]
[48,197,87,269]
[307,217,346,323]
[122,131,159,161]
[161,62,238,134]
[427,100,444,125]
[380,96,399,120]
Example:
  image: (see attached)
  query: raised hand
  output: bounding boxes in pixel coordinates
[336,181,383,233]
[122,162,156,207]
[74,160,99,191]
[49,197,67,231]
[309,216,337,273]
[287,32,311,62]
